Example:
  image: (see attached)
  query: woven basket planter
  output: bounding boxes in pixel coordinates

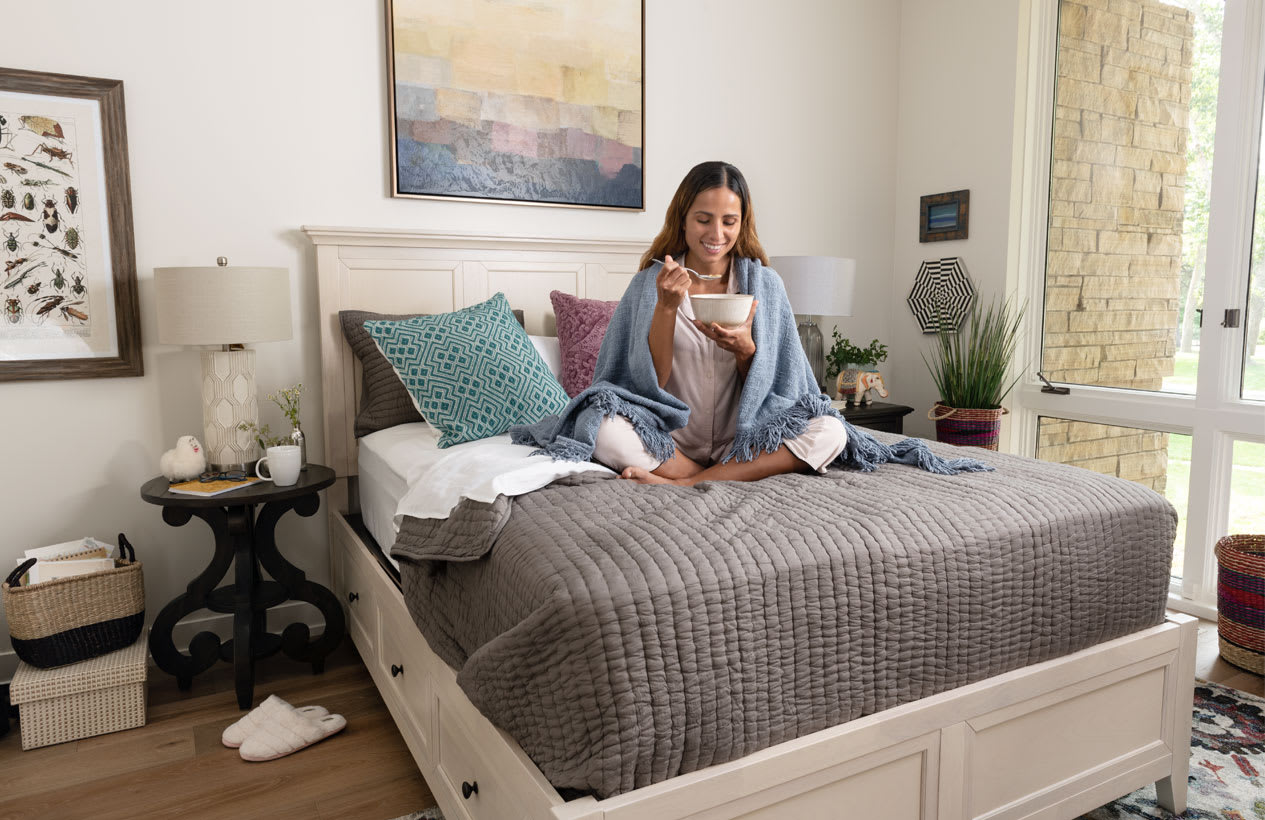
[928,403,1007,451]
[1,536,144,669]
[1214,534,1264,675]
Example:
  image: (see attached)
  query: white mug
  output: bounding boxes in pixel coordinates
[256,445,301,487]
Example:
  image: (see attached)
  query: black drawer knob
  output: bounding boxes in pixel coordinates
[390,663,403,677]
[462,780,479,799]
[347,592,359,603]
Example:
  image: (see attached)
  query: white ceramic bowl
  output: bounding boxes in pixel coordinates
[691,294,754,327]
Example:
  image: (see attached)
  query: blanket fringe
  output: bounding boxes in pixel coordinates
[512,389,677,464]
[841,418,995,475]
[725,394,833,463]
[588,390,678,463]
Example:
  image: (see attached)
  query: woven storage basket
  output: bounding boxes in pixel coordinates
[2,535,143,669]
[1214,534,1264,675]
[929,403,1007,450]
[10,636,147,750]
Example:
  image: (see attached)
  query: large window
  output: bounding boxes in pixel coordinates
[1019,0,1265,617]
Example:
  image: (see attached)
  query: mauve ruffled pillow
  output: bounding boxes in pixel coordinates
[550,290,619,397]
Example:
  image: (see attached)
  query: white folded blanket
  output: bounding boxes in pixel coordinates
[393,431,612,524]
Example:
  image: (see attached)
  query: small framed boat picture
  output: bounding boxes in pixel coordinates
[919,189,970,243]
[0,67,141,381]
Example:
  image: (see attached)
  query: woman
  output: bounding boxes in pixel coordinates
[591,161,846,485]
[512,162,990,480]
[513,160,847,485]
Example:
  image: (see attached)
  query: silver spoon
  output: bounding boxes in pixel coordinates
[652,258,725,280]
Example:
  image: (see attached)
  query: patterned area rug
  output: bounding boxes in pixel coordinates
[1081,680,1264,820]
[394,681,1262,820]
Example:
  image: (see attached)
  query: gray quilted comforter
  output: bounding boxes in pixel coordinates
[391,437,1174,799]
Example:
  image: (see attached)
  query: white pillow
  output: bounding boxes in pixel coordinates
[529,335,562,381]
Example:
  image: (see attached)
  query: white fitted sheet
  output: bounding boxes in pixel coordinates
[357,423,443,569]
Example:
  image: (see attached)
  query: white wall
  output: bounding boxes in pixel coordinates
[889,0,1025,438]
[0,0,901,675]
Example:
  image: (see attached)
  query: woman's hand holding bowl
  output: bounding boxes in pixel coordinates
[694,298,757,359]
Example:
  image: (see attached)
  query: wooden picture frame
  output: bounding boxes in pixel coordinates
[0,67,141,381]
[919,189,969,242]
[385,0,645,211]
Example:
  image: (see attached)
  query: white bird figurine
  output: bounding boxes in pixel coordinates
[160,435,207,481]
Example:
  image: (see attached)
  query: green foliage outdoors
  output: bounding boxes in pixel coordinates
[1163,351,1265,396]
[924,298,1026,409]
[1176,0,1264,352]
[1163,430,1264,576]
[825,333,887,378]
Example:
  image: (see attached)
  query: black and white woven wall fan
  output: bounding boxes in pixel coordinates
[907,257,976,333]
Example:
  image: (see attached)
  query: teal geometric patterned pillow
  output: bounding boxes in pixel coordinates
[364,293,568,448]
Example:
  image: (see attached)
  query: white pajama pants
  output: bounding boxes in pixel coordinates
[592,413,847,474]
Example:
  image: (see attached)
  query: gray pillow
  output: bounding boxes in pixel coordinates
[339,308,526,438]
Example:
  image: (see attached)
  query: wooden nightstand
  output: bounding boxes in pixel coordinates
[831,400,915,434]
[141,466,345,709]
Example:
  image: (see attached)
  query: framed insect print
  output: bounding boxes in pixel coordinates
[386,0,644,210]
[0,67,141,381]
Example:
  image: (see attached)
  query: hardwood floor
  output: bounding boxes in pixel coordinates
[1190,615,1263,696]
[0,618,1257,820]
[0,642,436,820]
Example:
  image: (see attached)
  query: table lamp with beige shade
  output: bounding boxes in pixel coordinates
[155,258,292,471]
[769,255,856,391]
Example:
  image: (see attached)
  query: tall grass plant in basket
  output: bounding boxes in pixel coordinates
[923,297,1025,450]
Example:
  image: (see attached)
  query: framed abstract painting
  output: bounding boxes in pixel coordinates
[386,0,644,210]
[0,67,141,381]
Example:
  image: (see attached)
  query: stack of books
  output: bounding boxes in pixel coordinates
[15,538,117,585]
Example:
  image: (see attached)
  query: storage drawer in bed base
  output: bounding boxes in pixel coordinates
[330,509,1197,820]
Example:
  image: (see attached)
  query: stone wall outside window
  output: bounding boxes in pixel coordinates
[1039,0,1193,493]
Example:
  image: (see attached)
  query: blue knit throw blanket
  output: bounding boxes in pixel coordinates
[511,258,992,475]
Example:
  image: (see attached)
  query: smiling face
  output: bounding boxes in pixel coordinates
[682,186,742,270]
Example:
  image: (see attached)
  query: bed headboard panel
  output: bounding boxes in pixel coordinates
[303,227,646,510]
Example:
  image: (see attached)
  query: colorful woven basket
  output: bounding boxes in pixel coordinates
[1213,534,1264,675]
[928,403,1007,450]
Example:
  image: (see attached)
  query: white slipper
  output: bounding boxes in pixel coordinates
[221,694,329,748]
[239,709,346,761]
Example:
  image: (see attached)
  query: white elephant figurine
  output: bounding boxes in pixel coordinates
[836,369,889,406]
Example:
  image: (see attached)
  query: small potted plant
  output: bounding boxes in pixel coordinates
[237,421,290,452]
[826,333,888,402]
[826,333,888,377]
[238,383,307,469]
[922,297,1025,450]
[269,383,306,471]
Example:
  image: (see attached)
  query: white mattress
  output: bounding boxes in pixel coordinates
[357,423,441,570]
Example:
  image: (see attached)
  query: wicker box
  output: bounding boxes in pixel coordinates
[10,636,147,750]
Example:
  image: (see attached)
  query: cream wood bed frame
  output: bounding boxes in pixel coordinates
[306,226,1197,820]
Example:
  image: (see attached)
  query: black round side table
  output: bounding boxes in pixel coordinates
[141,465,345,710]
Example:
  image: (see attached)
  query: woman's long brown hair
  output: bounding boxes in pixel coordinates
[640,161,769,270]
